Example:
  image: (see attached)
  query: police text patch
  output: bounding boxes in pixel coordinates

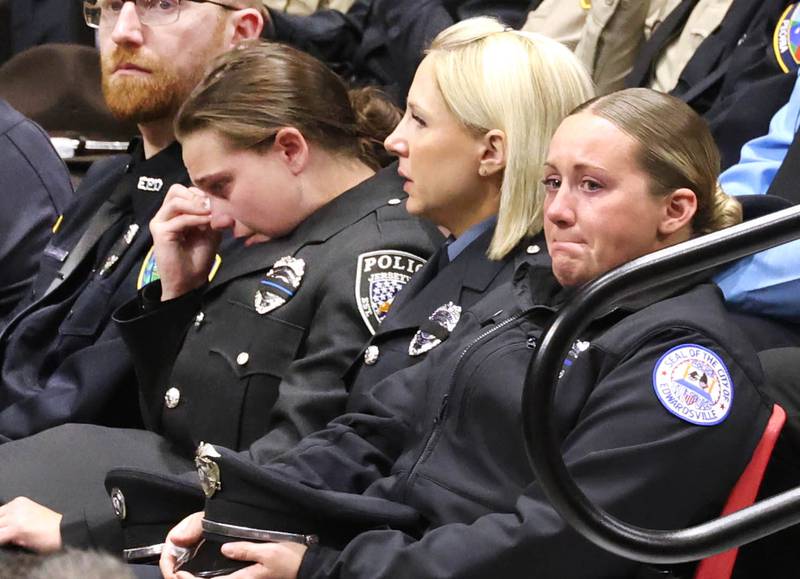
[652,344,733,426]
[356,250,425,334]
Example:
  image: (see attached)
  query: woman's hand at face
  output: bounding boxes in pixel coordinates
[150,184,221,301]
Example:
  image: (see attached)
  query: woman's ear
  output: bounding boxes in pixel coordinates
[273,127,309,175]
[658,188,697,237]
[477,129,506,178]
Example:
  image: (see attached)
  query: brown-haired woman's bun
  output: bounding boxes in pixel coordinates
[348,86,402,169]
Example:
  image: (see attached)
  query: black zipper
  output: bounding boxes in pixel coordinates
[403,311,528,497]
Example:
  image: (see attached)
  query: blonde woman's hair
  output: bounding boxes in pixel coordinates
[427,17,595,259]
[573,88,742,234]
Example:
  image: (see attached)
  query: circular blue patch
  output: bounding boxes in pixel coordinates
[773,3,800,73]
[652,344,734,426]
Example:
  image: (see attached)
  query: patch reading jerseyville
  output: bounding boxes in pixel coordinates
[774,3,800,73]
[136,245,223,290]
[356,250,426,334]
[652,344,733,426]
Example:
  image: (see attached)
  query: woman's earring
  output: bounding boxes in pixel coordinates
[479,167,487,177]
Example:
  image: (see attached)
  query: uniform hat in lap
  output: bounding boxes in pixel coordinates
[178,443,423,576]
[0,43,137,140]
[104,468,205,563]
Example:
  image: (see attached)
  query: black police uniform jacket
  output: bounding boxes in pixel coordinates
[0,139,186,440]
[114,165,442,457]
[0,98,73,323]
[295,229,546,466]
[200,252,772,579]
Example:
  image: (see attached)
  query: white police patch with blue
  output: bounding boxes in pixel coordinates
[652,344,733,426]
[356,250,426,335]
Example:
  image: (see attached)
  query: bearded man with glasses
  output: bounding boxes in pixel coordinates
[0,0,263,552]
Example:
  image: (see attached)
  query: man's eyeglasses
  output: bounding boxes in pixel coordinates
[83,0,238,29]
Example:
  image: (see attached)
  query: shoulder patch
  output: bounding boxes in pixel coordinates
[356,250,426,334]
[652,344,734,426]
[774,3,800,73]
[137,245,223,290]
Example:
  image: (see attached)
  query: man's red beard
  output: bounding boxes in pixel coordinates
[101,47,199,124]
[100,12,229,125]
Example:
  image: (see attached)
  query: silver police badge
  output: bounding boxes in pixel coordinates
[356,250,425,334]
[195,442,222,498]
[255,256,306,314]
[408,302,461,356]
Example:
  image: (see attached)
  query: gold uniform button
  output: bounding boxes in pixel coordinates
[364,345,380,365]
[237,352,250,366]
[164,387,181,409]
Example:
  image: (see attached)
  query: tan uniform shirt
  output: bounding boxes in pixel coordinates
[649,0,734,92]
[263,0,356,15]
[522,0,671,95]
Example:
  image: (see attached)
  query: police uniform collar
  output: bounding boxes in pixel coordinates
[207,166,404,289]
[606,268,716,318]
[451,225,505,292]
[290,163,405,244]
[512,235,723,321]
[128,139,186,222]
[377,225,506,334]
[126,138,182,174]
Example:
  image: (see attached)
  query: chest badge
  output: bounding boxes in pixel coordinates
[356,250,426,335]
[652,344,734,426]
[559,339,591,380]
[255,256,305,314]
[137,245,222,290]
[409,302,461,357]
[774,3,800,73]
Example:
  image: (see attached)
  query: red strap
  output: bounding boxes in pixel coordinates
[694,404,787,579]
